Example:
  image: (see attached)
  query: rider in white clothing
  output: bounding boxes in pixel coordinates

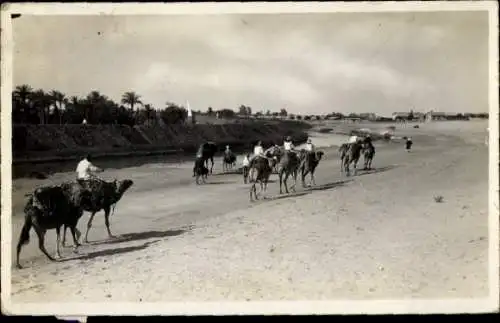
[242,155,250,167]
[253,144,264,156]
[76,154,103,181]
[348,135,358,144]
[283,136,295,152]
[305,138,315,152]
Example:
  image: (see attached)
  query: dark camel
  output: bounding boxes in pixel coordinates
[193,158,210,185]
[194,142,217,175]
[264,145,283,174]
[278,151,302,194]
[299,150,325,187]
[16,185,87,269]
[249,156,278,201]
[62,178,134,244]
[222,150,236,172]
[342,141,363,176]
[338,143,350,173]
[362,143,375,170]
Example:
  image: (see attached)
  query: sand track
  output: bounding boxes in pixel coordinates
[8,121,489,302]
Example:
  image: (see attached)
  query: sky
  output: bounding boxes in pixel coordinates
[12,11,489,115]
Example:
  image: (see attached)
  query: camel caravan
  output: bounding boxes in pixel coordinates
[16,134,376,268]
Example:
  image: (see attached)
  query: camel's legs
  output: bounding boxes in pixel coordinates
[311,171,316,186]
[62,225,68,247]
[104,206,115,239]
[33,224,55,261]
[55,226,63,259]
[258,180,264,198]
[70,226,81,253]
[16,218,33,269]
[243,166,249,184]
[302,168,309,187]
[210,157,214,174]
[84,211,97,243]
[250,182,257,201]
[279,170,284,194]
[344,160,350,176]
[283,172,290,194]
[291,170,298,192]
[62,224,79,247]
[263,179,268,199]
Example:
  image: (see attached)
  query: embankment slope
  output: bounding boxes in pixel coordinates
[13,120,310,163]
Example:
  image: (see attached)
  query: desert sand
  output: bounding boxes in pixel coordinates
[8,120,490,303]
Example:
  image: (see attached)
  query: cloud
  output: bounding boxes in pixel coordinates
[13,11,489,115]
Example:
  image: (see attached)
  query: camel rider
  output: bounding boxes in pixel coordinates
[248,141,266,181]
[283,136,296,153]
[363,134,374,149]
[348,134,358,145]
[242,154,250,168]
[406,137,413,152]
[305,138,315,153]
[224,145,231,155]
[76,154,103,184]
[249,141,265,165]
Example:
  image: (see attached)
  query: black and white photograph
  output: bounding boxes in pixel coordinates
[1,1,498,316]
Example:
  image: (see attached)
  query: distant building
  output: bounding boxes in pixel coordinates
[359,113,377,121]
[392,112,410,120]
[424,110,448,122]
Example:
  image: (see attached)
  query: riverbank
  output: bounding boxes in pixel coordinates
[12,120,310,178]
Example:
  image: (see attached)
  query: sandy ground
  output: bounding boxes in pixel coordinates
[7,121,490,303]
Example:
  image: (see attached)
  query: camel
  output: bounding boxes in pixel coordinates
[62,178,134,244]
[338,143,350,172]
[222,150,237,172]
[299,150,325,187]
[362,143,375,170]
[242,164,250,184]
[194,159,209,185]
[249,156,278,201]
[195,142,217,175]
[264,145,283,174]
[342,141,363,176]
[278,151,302,194]
[16,185,86,269]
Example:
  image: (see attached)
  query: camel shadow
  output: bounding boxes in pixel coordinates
[205,180,236,185]
[60,240,160,262]
[303,179,353,191]
[214,170,242,176]
[262,191,311,201]
[94,227,192,246]
[355,165,399,176]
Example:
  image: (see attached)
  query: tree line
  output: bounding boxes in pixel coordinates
[12,85,193,126]
[11,84,488,125]
[11,85,290,126]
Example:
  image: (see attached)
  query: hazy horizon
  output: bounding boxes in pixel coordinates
[13,11,489,115]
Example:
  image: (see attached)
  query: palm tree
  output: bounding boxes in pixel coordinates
[13,84,33,123]
[143,104,154,124]
[121,91,143,112]
[31,89,52,124]
[49,90,66,124]
[13,84,33,104]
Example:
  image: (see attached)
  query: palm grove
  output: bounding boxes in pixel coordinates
[11,85,294,126]
[12,85,192,126]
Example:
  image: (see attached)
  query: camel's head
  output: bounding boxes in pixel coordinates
[269,156,278,168]
[316,151,324,160]
[117,179,134,195]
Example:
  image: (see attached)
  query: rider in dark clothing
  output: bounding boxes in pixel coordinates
[406,137,413,152]
[363,135,375,153]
